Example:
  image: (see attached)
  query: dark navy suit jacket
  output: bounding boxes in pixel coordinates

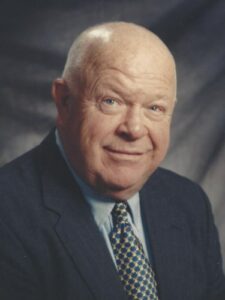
[0,131,225,300]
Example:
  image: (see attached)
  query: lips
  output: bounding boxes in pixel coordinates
[104,146,150,156]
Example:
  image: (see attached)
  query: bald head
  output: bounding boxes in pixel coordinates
[62,22,176,98]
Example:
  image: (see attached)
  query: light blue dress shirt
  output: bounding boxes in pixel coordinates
[55,130,150,266]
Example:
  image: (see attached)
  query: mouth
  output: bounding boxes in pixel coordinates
[103,146,149,161]
[105,147,143,156]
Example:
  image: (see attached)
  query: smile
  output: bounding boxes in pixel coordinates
[105,148,142,155]
[104,147,147,161]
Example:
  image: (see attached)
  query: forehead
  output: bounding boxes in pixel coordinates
[81,68,175,108]
[92,67,173,97]
[77,37,177,101]
[83,51,176,101]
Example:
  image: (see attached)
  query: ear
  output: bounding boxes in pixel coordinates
[52,78,71,127]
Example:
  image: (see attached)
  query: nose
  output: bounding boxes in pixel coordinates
[116,106,148,140]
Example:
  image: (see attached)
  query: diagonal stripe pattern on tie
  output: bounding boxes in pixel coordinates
[110,202,159,300]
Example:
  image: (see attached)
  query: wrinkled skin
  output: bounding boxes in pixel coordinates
[52,24,177,200]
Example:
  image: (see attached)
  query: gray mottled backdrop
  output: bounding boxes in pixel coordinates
[1,0,225,269]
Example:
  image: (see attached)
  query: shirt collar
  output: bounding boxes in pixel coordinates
[55,129,141,227]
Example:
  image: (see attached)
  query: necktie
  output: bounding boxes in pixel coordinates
[110,202,159,300]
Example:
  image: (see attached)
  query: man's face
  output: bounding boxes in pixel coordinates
[58,52,176,199]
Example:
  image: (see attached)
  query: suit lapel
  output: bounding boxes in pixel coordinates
[140,171,195,300]
[37,132,127,300]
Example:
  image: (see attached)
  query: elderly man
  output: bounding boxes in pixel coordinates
[0,22,224,300]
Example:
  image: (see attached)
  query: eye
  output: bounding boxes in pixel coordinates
[150,105,162,112]
[103,98,116,105]
[145,103,167,120]
[98,97,123,114]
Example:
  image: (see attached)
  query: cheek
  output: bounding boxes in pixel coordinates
[79,114,116,150]
[150,122,171,152]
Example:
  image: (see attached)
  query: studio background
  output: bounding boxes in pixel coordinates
[1,0,225,269]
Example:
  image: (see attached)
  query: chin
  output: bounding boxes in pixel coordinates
[96,172,149,200]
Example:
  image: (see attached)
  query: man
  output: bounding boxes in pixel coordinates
[0,22,224,300]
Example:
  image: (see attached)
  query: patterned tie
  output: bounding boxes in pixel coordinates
[110,202,159,300]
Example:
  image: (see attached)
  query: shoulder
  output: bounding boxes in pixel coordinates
[143,168,218,258]
[148,167,207,197]
[0,131,57,220]
[145,167,212,223]
[0,144,41,217]
[0,130,56,190]
[0,146,40,192]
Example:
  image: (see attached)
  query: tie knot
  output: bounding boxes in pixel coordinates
[112,202,129,224]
